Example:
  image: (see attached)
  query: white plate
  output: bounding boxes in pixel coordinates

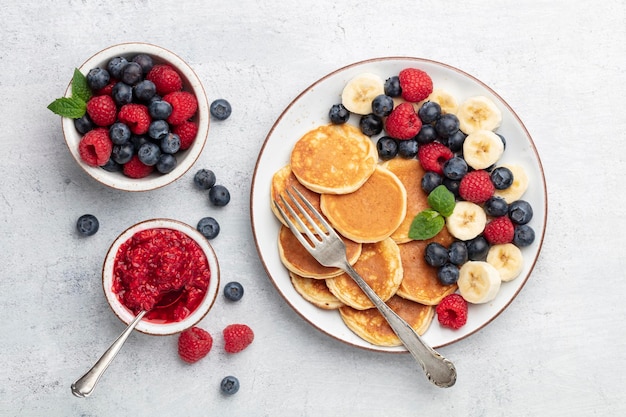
[250,57,547,352]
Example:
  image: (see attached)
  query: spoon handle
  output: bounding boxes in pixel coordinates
[71,310,147,397]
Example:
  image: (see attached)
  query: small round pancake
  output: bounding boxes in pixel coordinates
[289,272,344,310]
[382,158,430,244]
[339,295,434,346]
[320,166,407,243]
[396,229,457,305]
[326,238,403,310]
[278,225,362,279]
[290,123,377,194]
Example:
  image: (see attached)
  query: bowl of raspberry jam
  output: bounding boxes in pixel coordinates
[102,218,220,335]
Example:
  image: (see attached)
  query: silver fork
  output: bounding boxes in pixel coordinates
[274,186,457,388]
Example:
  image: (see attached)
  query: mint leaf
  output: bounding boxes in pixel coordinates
[47,96,86,118]
[408,209,445,240]
[427,185,456,217]
[71,68,91,102]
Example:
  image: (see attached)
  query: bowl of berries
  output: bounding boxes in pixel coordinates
[102,218,220,335]
[49,42,209,191]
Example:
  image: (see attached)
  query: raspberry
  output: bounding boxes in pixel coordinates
[163,91,198,125]
[118,103,151,135]
[172,120,198,150]
[78,127,112,166]
[223,324,254,353]
[398,68,433,103]
[417,142,453,174]
[385,102,422,140]
[146,64,183,95]
[95,79,117,96]
[86,95,117,127]
[123,155,154,178]
[483,215,515,245]
[178,327,213,364]
[436,294,468,329]
[459,170,495,204]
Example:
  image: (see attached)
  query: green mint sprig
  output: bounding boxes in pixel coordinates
[408,185,456,240]
[47,69,91,118]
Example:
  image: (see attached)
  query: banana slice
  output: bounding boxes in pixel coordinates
[445,201,486,241]
[457,261,501,304]
[493,164,529,203]
[341,73,385,115]
[457,95,502,134]
[462,130,504,170]
[486,243,524,282]
[426,88,459,114]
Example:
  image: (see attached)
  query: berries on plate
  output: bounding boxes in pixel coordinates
[223,281,244,302]
[483,215,515,245]
[436,293,468,329]
[328,103,350,124]
[417,142,453,175]
[359,113,383,137]
[76,214,99,236]
[458,170,495,204]
[376,136,399,160]
[178,327,213,364]
[398,68,433,102]
[223,324,254,353]
[384,102,422,140]
[210,98,232,120]
[220,376,240,395]
[78,128,113,166]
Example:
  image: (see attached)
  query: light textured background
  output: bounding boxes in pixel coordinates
[1,0,624,415]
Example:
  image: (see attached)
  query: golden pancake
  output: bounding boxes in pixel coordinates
[290,123,377,194]
[289,272,344,310]
[396,229,457,305]
[326,238,403,310]
[382,158,430,244]
[339,295,434,346]
[278,225,362,279]
[320,166,407,243]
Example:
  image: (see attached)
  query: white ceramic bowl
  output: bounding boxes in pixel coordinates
[102,218,220,335]
[62,42,209,191]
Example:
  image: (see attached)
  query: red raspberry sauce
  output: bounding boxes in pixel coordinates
[112,228,210,323]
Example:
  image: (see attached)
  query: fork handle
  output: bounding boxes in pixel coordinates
[343,263,457,388]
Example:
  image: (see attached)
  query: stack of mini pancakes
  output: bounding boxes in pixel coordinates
[271,123,456,347]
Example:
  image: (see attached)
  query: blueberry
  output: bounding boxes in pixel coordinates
[417,101,441,124]
[384,76,401,97]
[424,242,449,267]
[111,143,135,165]
[435,113,460,139]
[329,103,350,124]
[220,376,240,395]
[398,138,418,158]
[376,136,398,160]
[223,281,244,301]
[359,114,383,136]
[148,120,169,140]
[421,172,443,194]
[101,158,121,172]
[415,124,438,144]
[442,156,468,180]
[448,241,468,265]
[197,216,220,239]
[133,80,156,101]
[149,100,173,120]
[508,200,533,225]
[130,134,149,151]
[497,133,507,150]
[438,263,460,285]
[447,130,467,153]
[156,153,177,174]
[160,133,181,154]
[209,185,230,206]
[443,177,461,197]
[194,169,216,190]
[210,98,232,120]
[106,56,128,79]
[109,122,131,145]
[132,54,154,74]
[466,236,490,261]
[76,214,99,236]
[513,224,535,247]
[121,62,143,85]
[137,142,161,166]
[371,94,394,117]
[86,67,110,90]
[490,166,514,190]
[484,196,509,217]
[74,114,94,134]
[112,82,133,106]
